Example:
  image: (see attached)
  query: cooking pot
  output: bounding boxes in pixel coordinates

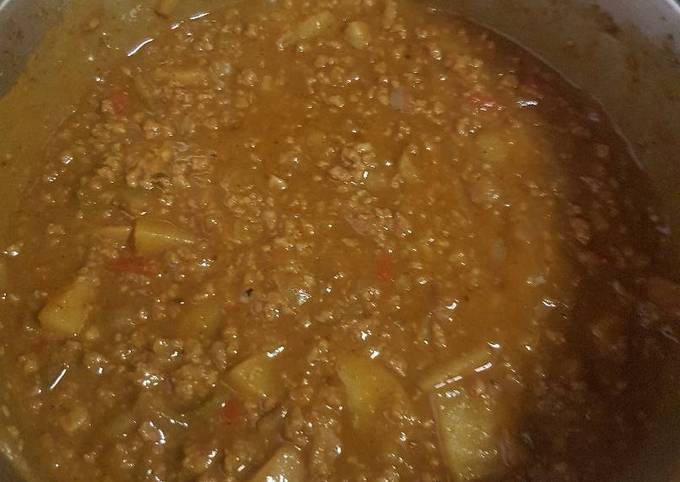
[0,0,679,480]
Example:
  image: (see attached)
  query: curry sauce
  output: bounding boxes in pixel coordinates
[0,1,679,481]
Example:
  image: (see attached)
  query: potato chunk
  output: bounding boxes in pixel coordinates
[39,277,96,337]
[418,348,494,391]
[337,354,411,428]
[431,386,501,480]
[174,298,223,339]
[475,131,509,164]
[344,21,371,49]
[133,218,195,255]
[399,144,421,182]
[154,0,178,17]
[170,68,208,87]
[248,444,304,482]
[227,351,283,400]
[383,0,398,29]
[94,225,132,244]
[278,11,336,47]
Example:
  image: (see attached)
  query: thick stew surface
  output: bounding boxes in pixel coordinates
[1,0,679,481]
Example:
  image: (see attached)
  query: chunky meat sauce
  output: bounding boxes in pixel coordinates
[0,1,679,481]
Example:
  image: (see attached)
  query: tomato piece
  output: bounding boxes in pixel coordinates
[106,256,156,277]
[110,89,129,116]
[221,398,242,424]
[376,251,394,282]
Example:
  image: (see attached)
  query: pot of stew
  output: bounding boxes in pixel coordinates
[1,0,679,481]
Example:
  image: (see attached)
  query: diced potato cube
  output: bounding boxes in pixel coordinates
[133,218,195,256]
[39,277,96,337]
[174,298,223,339]
[431,386,501,480]
[399,145,421,182]
[170,69,208,87]
[268,175,288,191]
[105,413,137,439]
[59,405,90,433]
[278,11,336,47]
[227,352,283,400]
[248,444,304,482]
[337,354,411,428]
[383,0,398,29]
[418,348,494,391]
[344,21,371,49]
[94,225,132,243]
[467,175,502,206]
[365,169,390,192]
[117,187,155,216]
[133,75,158,102]
[154,0,178,17]
[476,131,509,164]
